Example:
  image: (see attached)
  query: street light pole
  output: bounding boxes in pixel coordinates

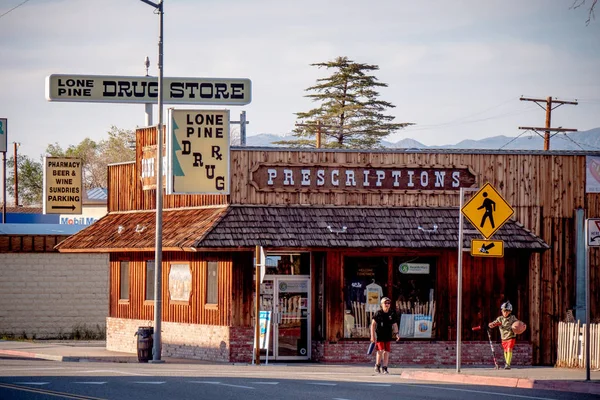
[140,0,164,363]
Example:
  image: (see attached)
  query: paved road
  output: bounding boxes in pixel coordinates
[0,359,597,400]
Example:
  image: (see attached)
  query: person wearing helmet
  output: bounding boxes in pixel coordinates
[370,297,400,374]
[489,301,518,369]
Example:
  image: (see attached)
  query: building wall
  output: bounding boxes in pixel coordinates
[0,253,109,338]
[107,318,254,363]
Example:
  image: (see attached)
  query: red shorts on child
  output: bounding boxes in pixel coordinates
[375,341,391,352]
[501,338,516,351]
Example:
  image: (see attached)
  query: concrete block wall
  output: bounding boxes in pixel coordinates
[0,253,109,339]
[107,318,234,362]
[312,340,532,366]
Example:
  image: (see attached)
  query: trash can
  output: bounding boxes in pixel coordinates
[135,326,154,363]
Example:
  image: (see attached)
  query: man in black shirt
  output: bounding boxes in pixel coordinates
[370,297,400,374]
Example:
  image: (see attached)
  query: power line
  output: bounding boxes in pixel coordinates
[0,0,30,19]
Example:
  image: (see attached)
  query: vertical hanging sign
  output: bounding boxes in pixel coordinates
[167,109,230,194]
[0,118,7,153]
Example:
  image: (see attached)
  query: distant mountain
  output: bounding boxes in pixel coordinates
[245,128,600,151]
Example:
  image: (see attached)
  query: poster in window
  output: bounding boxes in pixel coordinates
[169,263,192,302]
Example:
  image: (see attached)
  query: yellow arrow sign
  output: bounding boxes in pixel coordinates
[471,239,504,257]
[461,182,514,239]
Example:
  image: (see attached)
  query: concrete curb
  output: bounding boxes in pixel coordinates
[400,370,600,395]
[0,349,137,363]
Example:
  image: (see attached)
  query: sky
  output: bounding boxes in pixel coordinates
[0,0,599,164]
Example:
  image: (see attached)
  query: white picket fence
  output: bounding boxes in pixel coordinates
[556,321,600,369]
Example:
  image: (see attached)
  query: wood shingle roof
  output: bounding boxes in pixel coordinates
[194,206,549,250]
[56,205,548,252]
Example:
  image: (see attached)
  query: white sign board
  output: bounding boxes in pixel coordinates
[166,109,230,195]
[399,263,430,274]
[0,118,6,153]
[588,218,600,247]
[46,74,252,105]
[43,157,82,214]
[586,156,600,193]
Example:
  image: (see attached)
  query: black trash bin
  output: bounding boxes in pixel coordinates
[135,326,154,363]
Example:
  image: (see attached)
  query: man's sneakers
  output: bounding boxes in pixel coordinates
[504,364,511,370]
[374,365,389,374]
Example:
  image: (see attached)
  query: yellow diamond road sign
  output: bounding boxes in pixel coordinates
[471,239,504,257]
[461,182,514,239]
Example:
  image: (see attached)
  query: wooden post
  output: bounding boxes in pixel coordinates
[316,121,321,149]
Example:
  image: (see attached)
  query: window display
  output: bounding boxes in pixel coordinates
[343,256,436,339]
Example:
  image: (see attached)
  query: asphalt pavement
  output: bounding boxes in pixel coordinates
[0,340,599,395]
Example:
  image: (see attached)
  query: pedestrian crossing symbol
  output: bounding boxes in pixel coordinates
[462,182,514,239]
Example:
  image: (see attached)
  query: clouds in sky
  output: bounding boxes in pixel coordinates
[0,0,598,161]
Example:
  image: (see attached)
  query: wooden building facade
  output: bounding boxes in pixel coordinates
[57,127,600,365]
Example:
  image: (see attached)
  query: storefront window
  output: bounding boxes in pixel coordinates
[342,256,436,340]
[393,257,436,339]
[343,257,388,339]
[265,253,310,275]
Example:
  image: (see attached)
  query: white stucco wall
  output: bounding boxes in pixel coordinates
[0,253,109,339]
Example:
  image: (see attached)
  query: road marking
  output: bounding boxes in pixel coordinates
[74,382,107,385]
[13,382,49,385]
[254,381,279,385]
[360,383,391,387]
[133,381,166,384]
[188,381,255,389]
[404,383,558,400]
[307,382,337,386]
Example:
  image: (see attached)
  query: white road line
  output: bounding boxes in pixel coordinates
[403,383,559,400]
[78,369,149,376]
[307,382,337,386]
[360,383,391,387]
[133,381,166,384]
[13,382,49,385]
[74,382,107,385]
[220,383,255,389]
[254,382,279,385]
[189,381,221,384]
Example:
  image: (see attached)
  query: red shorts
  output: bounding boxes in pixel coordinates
[375,341,391,352]
[501,338,516,351]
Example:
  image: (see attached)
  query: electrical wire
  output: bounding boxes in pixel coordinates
[0,0,30,19]
[497,130,531,150]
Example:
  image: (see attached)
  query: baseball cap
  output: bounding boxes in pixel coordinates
[381,297,391,304]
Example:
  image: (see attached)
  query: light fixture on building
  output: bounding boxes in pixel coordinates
[327,225,348,234]
[418,224,438,233]
[135,224,147,233]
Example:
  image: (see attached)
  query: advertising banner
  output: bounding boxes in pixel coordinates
[166,109,230,194]
[586,156,600,193]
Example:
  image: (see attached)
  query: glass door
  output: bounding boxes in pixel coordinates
[260,276,311,360]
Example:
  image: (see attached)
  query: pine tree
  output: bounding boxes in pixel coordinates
[278,56,413,149]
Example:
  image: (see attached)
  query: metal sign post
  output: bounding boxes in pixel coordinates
[585,218,600,381]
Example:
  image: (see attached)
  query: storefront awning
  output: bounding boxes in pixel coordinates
[193,206,549,250]
[56,206,228,253]
[56,205,549,252]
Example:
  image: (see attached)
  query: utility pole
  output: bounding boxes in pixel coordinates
[295,121,339,148]
[518,96,578,150]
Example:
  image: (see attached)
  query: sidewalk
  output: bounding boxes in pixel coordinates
[1,340,599,395]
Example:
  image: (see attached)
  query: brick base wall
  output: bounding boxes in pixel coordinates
[107,318,236,362]
[312,340,532,366]
[107,319,532,366]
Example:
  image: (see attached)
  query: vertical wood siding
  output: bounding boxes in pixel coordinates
[109,251,238,326]
[106,129,599,365]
